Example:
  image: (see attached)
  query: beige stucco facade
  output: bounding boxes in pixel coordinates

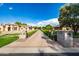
[0,24,20,32]
[0,24,35,33]
[0,25,3,31]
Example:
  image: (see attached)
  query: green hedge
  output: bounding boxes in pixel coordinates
[0,34,19,47]
[42,30,51,38]
[42,30,57,41]
[53,30,57,41]
[27,30,37,37]
[73,32,79,38]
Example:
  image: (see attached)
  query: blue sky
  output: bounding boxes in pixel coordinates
[0,3,64,26]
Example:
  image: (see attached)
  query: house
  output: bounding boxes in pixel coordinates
[0,24,35,33]
[0,24,21,32]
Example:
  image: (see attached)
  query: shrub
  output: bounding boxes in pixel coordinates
[52,30,57,41]
[42,30,51,38]
[27,30,37,37]
[73,32,79,38]
[42,30,58,41]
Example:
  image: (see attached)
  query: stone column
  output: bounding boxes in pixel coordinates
[17,26,19,31]
[5,25,8,31]
[19,28,26,40]
[10,25,13,31]
[0,26,3,32]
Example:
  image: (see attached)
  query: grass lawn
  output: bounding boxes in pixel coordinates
[0,34,19,47]
[27,30,37,37]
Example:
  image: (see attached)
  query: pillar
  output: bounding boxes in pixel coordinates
[57,31,73,47]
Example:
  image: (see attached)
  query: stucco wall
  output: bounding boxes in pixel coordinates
[57,31,73,47]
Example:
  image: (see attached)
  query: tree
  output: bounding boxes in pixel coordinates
[15,22,22,26]
[15,22,27,26]
[45,25,53,31]
[59,3,79,34]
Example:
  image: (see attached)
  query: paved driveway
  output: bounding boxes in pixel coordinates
[1,30,79,56]
[0,30,63,54]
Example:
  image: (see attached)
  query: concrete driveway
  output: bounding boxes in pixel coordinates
[0,30,63,54]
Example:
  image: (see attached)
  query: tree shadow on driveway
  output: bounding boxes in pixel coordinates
[41,35,62,51]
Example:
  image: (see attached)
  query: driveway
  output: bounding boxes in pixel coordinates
[0,30,63,54]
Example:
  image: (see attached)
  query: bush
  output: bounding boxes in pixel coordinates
[42,30,51,38]
[42,30,58,41]
[53,30,57,41]
[0,34,19,47]
[27,30,37,37]
[73,32,79,38]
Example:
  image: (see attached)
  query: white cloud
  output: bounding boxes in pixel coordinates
[27,18,60,27]
[9,7,13,10]
[37,18,59,27]
[27,23,36,26]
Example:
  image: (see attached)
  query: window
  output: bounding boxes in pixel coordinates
[14,27,17,30]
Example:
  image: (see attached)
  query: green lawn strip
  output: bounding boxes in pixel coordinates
[0,34,19,47]
[27,30,37,37]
